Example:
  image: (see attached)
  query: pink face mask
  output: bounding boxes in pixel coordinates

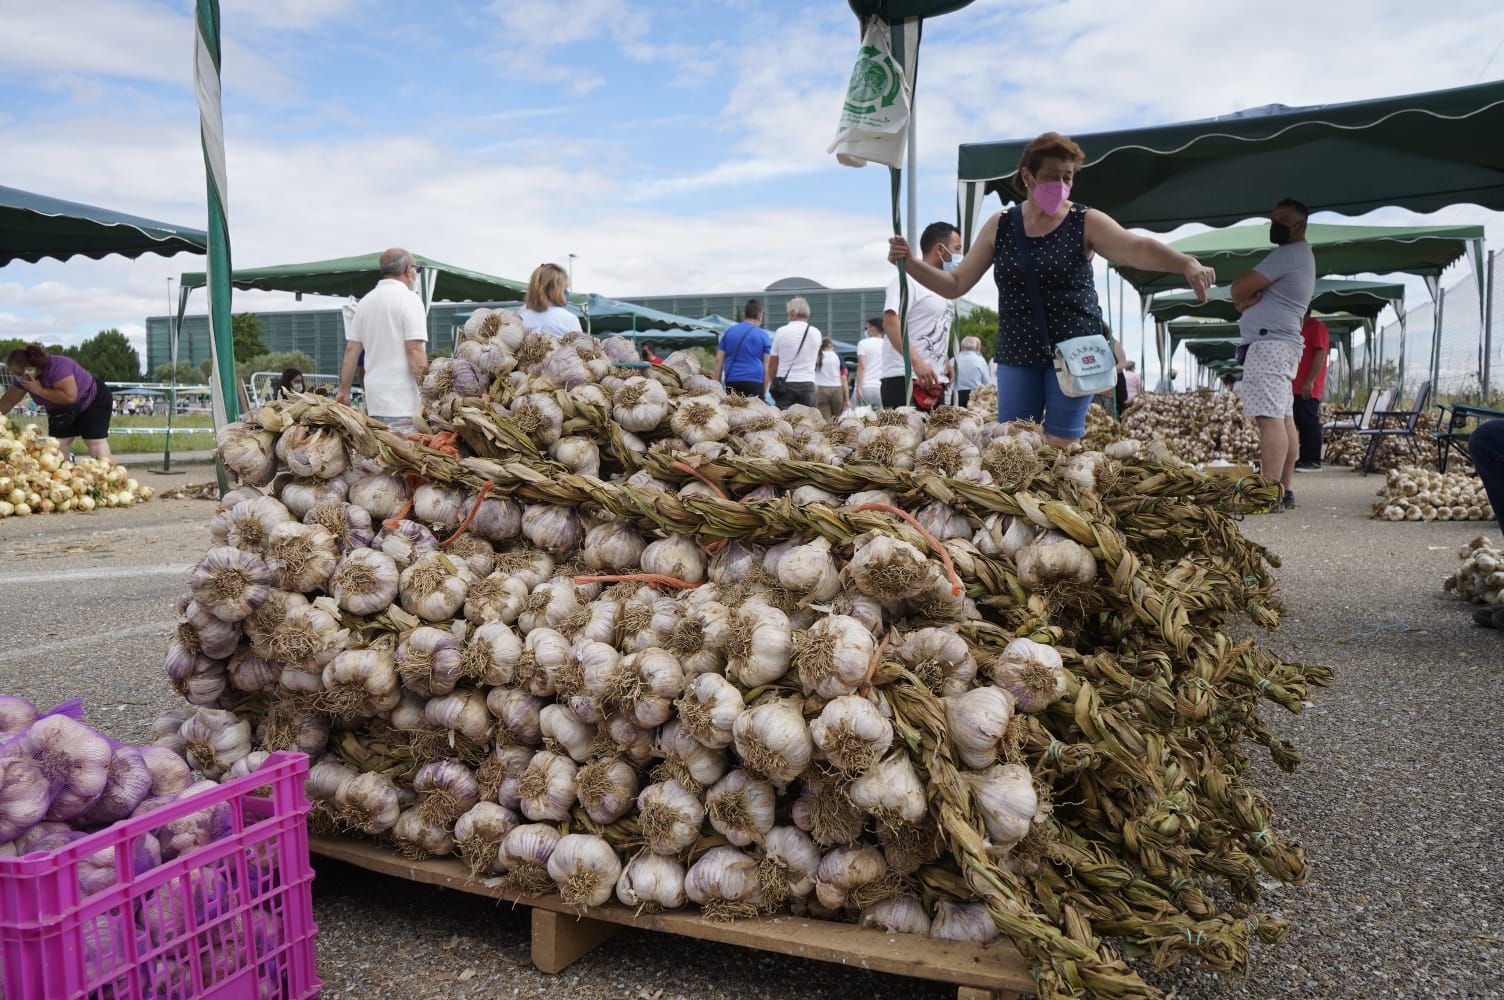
[1030,179,1071,214]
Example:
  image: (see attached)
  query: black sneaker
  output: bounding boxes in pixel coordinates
[1294,461,1321,471]
[1283,490,1296,508]
[1472,606,1504,629]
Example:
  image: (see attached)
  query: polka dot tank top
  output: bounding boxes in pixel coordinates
[992,203,1104,366]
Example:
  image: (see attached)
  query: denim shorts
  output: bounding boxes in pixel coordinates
[995,362,1092,439]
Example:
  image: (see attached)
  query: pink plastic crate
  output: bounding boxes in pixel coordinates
[0,751,319,1000]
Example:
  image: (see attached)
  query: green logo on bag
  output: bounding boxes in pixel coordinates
[842,45,901,116]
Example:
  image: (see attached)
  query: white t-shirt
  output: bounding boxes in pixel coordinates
[856,336,884,394]
[814,350,843,388]
[348,278,427,418]
[882,275,952,381]
[771,322,821,383]
[517,305,582,338]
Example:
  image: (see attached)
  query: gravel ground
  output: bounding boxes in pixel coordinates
[1,462,1500,999]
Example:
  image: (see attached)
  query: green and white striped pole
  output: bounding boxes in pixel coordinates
[195,0,238,432]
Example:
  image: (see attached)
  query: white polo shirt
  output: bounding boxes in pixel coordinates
[771,322,821,383]
[348,278,427,418]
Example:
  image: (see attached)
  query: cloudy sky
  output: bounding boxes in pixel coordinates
[3,0,1503,375]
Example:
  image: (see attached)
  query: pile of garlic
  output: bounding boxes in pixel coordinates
[1321,406,1451,472]
[0,421,152,516]
[1121,390,1259,465]
[1444,536,1504,606]
[1371,466,1495,522]
[161,309,1322,996]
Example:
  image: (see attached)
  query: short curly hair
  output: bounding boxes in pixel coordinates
[1013,131,1086,194]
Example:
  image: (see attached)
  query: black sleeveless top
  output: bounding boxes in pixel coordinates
[992,203,1104,366]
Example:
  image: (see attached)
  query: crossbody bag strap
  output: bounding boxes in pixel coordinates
[1009,205,1052,353]
[789,323,811,376]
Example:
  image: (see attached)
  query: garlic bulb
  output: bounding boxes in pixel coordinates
[794,614,875,699]
[616,852,687,910]
[581,521,646,573]
[617,589,680,653]
[914,500,974,541]
[396,625,465,697]
[178,708,251,779]
[497,823,563,895]
[465,575,528,628]
[809,695,893,777]
[654,719,727,791]
[276,425,348,479]
[306,756,358,803]
[413,483,468,534]
[376,519,439,570]
[139,745,192,796]
[966,762,1038,850]
[481,745,535,810]
[517,750,578,822]
[675,673,744,750]
[522,628,573,699]
[0,759,50,841]
[224,496,292,553]
[422,356,487,401]
[943,686,1015,769]
[335,771,401,833]
[0,696,37,738]
[705,769,776,847]
[188,547,272,623]
[424,687,491,742]
[550,436,601,477]
[453,801,520,876]
[399,552,472,622]
[636,779,705,855]
[930,900,999,943]
[707,541,762,585]
[543,834,621,908]
[847,532,932,601]
[974,514,1036,559]
[685,846,763,919]
[814,844,889,911]
[1016,530,1098,591]
[847,755,927,826]
[413,758,480,825]
[486,688,544,746]
[757,825,821,909]
[78,747,153,826]
[613,377,671,433]
[731,699,812,787]
[724,601,792,687]
[538,704,595,763]
[774,536,842,600]
[279,477,348,520]
[860,894,931,936]
[263,522,339,593]
[217,423,277,485]
[989,639,1068,714]
[640,533,707,585]
[154,781,232,860]
[576,758,640,824]
[304,498,375,553]
[612,648,685,729]
[392,806,454,860]
[494,547,557,592]
[518,578,583,635]
[665,600,729,678]
[521,504,584,555]
[446,533,497,577]
[329,548,401,615]
[671,395,730,444]
[466,495,523,543]
[322,647,400,720]
[348,473,408,521]
[897,628,977,695]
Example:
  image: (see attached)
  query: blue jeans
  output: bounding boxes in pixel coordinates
[995,363,1092,439]
[1469,418,1504,535]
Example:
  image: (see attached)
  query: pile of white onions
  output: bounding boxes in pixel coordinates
[1371,466,1495,522]
[0,421,152,516]
[1121,390,1259,465]
[1444,536,1504,606]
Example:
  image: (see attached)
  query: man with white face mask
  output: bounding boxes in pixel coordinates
[1230,198,1316,512]
[881,221,961,409]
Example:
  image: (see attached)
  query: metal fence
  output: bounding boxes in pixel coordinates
[1373,249,1502,400]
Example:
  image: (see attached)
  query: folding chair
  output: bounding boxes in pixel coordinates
[1353,381,1430,475]
[1322,387,1394,461]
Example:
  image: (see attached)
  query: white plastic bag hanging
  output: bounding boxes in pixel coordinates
[828,18,916,168]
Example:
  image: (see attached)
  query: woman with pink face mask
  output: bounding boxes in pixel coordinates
[889,132,1214,446]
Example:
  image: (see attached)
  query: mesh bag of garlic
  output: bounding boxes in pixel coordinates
[164,309,1331,999]
[1443,536,1504,606]
[1370,466,1495,522]
[0,421,152,516]
[1120,391,1259,465]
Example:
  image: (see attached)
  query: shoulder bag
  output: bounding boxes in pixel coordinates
[1010,206,1116,398]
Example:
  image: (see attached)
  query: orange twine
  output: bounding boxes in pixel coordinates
[572,573,702,591]
[440,480,495,547]
[851,502,964,597]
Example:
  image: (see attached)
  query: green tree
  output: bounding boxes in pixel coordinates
[0,338,69,363]
[954,306,998,360]
[231,313,266,362]
[151,361,202,383]
[70,329,141,381]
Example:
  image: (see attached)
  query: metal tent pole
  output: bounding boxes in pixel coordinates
[1484,250,1495,403]
[1431,287,1445,394]
[154,277,184,475]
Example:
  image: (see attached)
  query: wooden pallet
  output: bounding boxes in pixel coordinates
[309,834,1036,999]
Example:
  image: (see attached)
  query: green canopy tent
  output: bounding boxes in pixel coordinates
[579,294,720,344]
[956,79,1504,238]
[0,184,207,265]
[1168,315,1367,395]
[1147,278,1405,324]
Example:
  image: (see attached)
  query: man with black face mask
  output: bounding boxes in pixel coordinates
[1230,198,1315,512]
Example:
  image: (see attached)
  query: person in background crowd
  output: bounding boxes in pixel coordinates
[853,318,884,407]
[518,263,582,338]
[1293,309,1330,471]
[713,299,772,398]
[337,247,428,434]
[767,297,820,409]
[1468,418,1504,630]
[952,336,990,409]
[814,338,849,419]
[888,132,1212,446]
[1221,372,1240,393]
[640,342,663,364]
[275,367,304,399]
[1231,198,1316,513]
[1122,359,1140,404]
[882,221,958,409]
[1155,368,1178,393]
[1,344,114,459]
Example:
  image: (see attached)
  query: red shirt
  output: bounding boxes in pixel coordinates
[1293,317,1330,399]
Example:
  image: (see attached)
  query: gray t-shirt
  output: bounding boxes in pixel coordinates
[1239,241,1315,345]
